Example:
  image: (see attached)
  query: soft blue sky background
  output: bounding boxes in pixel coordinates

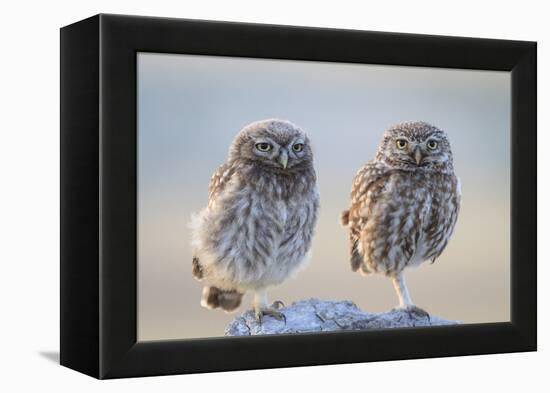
[138,53,510,341]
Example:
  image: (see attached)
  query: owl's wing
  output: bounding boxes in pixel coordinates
[207,162,235,209]
[342,161,390,271]
[191,163,235,280]
[351,163,388,207]
[347,161,389,224]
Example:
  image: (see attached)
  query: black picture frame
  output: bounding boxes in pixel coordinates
[60,14,537,379]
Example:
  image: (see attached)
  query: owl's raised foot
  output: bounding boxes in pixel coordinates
[255,305,286,324]
[397,304,430,320]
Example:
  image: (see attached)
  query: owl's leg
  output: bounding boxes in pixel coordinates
[392,271,412,307]
[253,289,286,323]
[391,272,430,319]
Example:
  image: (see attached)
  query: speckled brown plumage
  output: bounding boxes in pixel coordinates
[341,121,461,311]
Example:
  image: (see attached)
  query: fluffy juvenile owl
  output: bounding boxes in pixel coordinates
[191,119,319,322]
[341,121,461,315]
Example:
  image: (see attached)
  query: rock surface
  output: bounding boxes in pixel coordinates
[225,298,458,336]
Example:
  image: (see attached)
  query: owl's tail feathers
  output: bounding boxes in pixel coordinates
[201,286,243,313]
[340,209,350,227]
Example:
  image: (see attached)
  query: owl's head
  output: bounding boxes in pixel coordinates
[376,121,454,171]
[229,119,313,173]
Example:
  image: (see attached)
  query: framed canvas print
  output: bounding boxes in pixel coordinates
[60,14,536,379]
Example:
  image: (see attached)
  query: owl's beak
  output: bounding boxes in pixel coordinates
[413,146,423,165]
[279,150,289,169]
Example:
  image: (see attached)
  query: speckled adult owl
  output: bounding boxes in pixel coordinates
[341,121,461,315]
[191,119,319,322]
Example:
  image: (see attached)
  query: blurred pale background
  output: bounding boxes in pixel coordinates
[137,53,510,341]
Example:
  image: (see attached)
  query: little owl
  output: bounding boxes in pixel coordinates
[341,121,461,315]
[191,119,319,322]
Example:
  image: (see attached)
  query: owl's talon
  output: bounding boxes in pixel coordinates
[400,305,430,320]
[255,307,286,324]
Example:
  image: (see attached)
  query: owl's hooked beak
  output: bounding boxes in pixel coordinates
[279,150,289,169]
[413,146,423,165]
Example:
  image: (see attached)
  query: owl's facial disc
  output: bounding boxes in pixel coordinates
[239,123,312,172]
[406,142,439,166]
[282,138,307,169]
[253,138,278,158]
[377,122,452,171]
[252,137,289,169]
[392,134,446,167]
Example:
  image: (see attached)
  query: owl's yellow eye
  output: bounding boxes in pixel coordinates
[427,140,438,150]
[396,139,408,150]
[292,143,304,152]
[255,142,272,152]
